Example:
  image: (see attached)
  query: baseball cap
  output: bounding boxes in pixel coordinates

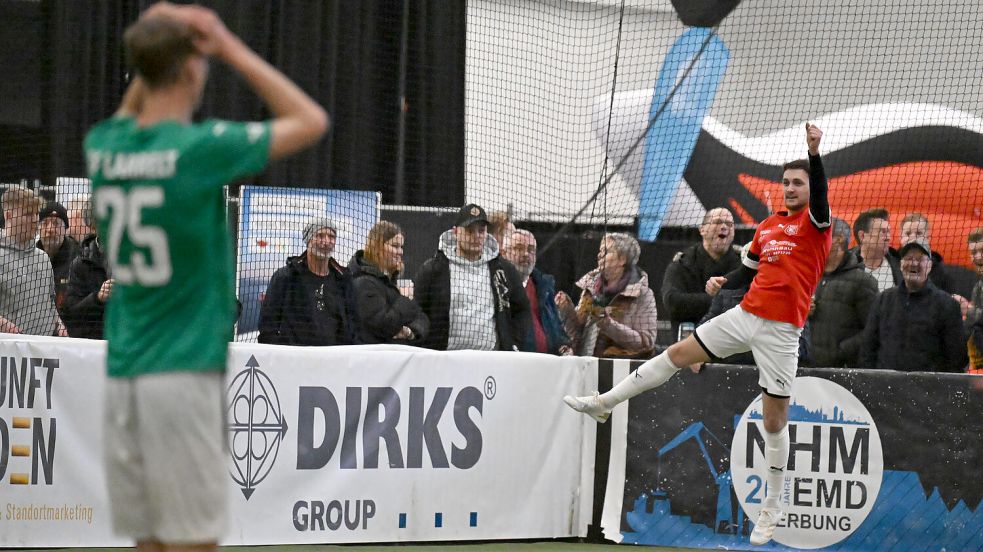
[302,217,338,244]
[39,201,69,228]
[455,203,488,228]
[898,237,931,258]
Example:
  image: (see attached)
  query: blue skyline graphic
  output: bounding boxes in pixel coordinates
[748,403,868,426]
[623,470,982,551]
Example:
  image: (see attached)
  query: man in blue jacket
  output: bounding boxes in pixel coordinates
[503,228,571,355]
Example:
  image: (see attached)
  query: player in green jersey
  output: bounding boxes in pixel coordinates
[85,4,327,551]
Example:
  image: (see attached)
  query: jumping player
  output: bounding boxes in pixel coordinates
[565,124,830,546]
[85,3,327,551]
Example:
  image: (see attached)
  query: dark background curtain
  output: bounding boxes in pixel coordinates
[0,0,465,207]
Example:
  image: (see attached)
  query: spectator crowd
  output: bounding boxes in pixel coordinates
[2,185,981,373]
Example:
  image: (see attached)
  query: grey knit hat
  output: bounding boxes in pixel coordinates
[302,217,338,244]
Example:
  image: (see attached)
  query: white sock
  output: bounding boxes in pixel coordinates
[598,351,681,409]
[763,424,789,510]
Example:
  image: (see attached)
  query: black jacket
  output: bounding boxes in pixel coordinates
[661,243,742,335]
[862,281,967,372]
[38,235,81,310]
[348,251,429,345]
[61,235,109,339]
[809,252,879,367]
[258,253,360,346]
[414,246,530,351]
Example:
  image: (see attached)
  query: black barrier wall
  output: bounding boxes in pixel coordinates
[599,363,982,551]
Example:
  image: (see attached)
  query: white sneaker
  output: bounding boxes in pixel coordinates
[749,506,783,545]
[562,393,611,423]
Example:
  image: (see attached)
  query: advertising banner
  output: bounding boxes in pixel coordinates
[607,364,983,551]
[235,186,380,335]
[0,337,596,547]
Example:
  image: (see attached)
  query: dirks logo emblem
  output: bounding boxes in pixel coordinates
[227,355,288,500]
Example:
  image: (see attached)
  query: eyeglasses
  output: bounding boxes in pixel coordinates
[511,245,537,255]
[705,219,734,227]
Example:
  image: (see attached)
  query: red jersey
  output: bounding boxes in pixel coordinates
[741,208,832,327]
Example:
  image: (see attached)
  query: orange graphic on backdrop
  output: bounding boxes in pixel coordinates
[737,162,983,270]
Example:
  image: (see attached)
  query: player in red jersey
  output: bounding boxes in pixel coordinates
[565,124,830,546]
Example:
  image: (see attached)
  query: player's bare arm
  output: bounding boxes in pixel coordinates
[146,3,328,161]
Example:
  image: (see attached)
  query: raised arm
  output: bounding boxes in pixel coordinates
[145,3,328,161]
[806,123,831,229]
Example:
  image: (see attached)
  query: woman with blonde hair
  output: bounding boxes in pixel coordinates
[349,221,428,344]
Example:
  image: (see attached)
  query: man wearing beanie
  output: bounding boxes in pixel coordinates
[258,217,360,346]
[37,200,81,309]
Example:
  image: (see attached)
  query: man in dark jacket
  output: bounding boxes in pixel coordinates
[37,201,81,309]
[809,218,878,367]
[502,228,571,355]
[414,204,530,351]
[851,207,901,292]
[892,212,954,292]
[62,229,112,339]
[862,238,967,372]
[661,207,742,340]
[258,218,359,346]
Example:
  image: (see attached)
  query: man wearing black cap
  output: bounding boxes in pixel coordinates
[414,203,530,351]
[37,200,81,309]
[862,237,967,372]
[258,217,360,346]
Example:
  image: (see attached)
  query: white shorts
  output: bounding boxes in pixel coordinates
[693,305,801,397]
[104,371,228,544]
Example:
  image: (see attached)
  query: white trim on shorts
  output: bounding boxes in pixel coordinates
[693,305,802,397]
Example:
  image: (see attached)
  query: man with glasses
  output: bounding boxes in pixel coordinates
[502,228,572,355]
[0,186,68,336]
[661,207,741,340]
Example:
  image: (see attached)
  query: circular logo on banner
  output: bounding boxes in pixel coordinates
[730,377,883,549]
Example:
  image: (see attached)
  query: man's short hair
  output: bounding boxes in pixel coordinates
[852,208,889,243]
[901,212,929,229]
[782,159,810,173]
[604,232,641,267]
[969,227,983,244]
[124,16,198,89]
[700,208,733,226]
[1,185,42,214]
[830,217,851,249]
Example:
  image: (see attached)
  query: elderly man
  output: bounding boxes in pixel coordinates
[258,218,360,346]
[862,238,966,372]
[414,203,530,351]
[37,201,81,309]
[1,187,67,336]
[896,212,953,292]
[808,218,878,367]
[502,228,571,355]
[661,207,741,340]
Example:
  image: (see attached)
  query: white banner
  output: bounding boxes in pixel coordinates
[0,337,596,547]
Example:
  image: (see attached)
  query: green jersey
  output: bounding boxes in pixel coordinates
[84,116,270,377]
